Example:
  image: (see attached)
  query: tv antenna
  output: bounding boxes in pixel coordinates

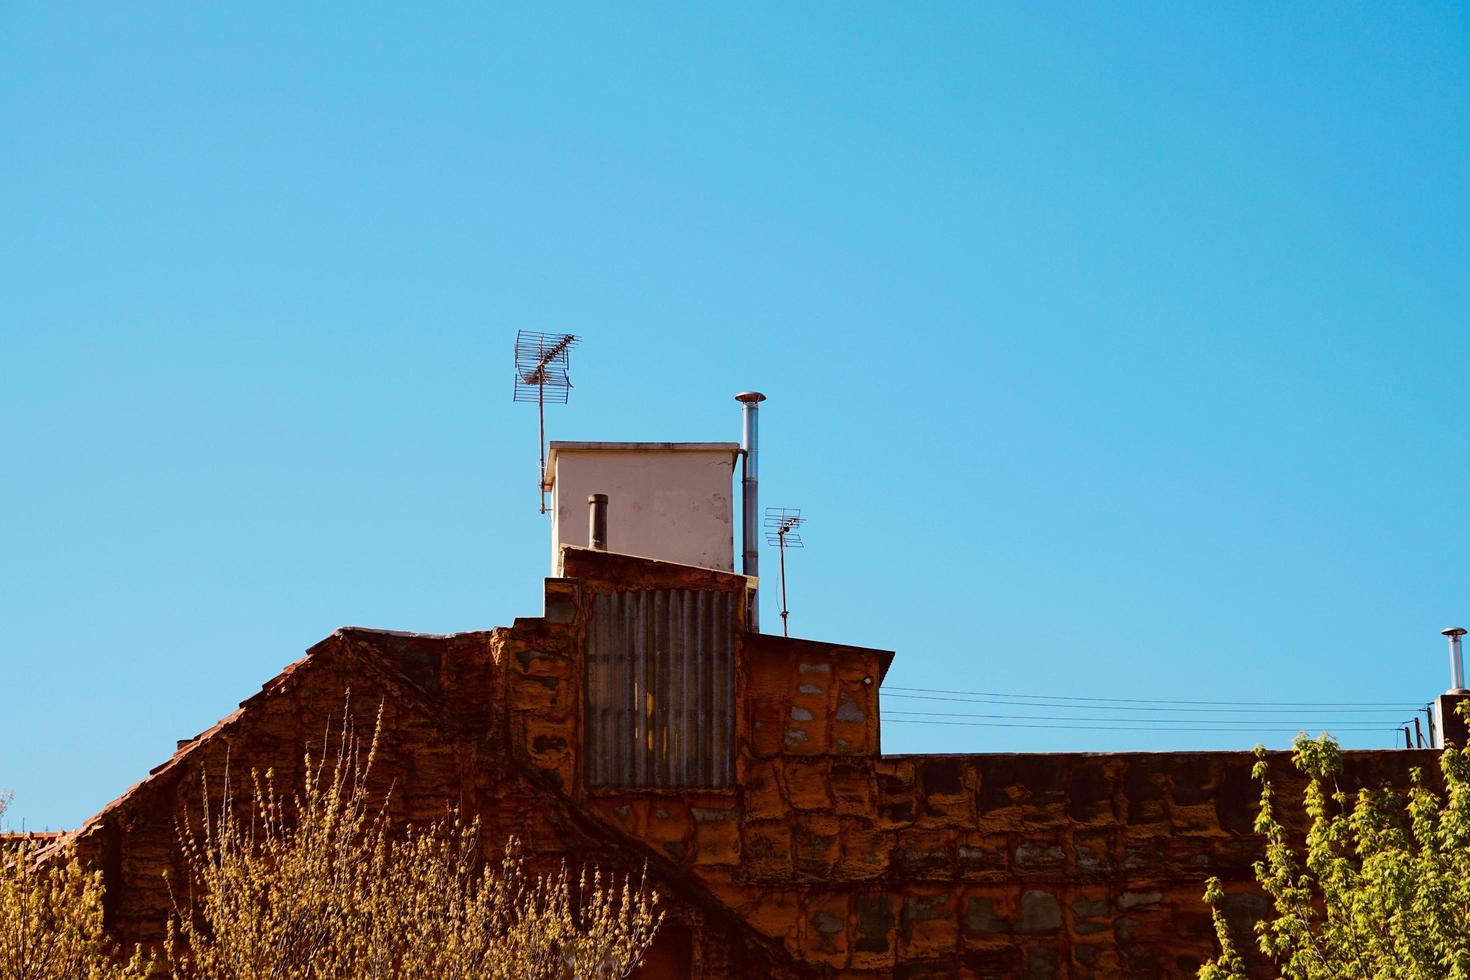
[513,330,580,514]
[764,507,805,637]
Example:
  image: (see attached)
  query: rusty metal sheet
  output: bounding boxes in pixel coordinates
[585,589,735,788]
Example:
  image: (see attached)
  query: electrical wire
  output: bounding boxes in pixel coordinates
[884,685,1421,709]
[876,685,1423,747]
[884,718,1404,734]
[884,691,1418,714]
[882,709,1399,730]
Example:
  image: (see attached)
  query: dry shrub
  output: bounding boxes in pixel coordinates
[167,704,662,979]
[0,793,152,979]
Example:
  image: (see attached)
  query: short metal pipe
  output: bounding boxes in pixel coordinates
[1445,627,1467,693]
[736,391,766,631]
[588,493,608,551]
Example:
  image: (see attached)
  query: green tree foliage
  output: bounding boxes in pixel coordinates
[1201,726,1470,979]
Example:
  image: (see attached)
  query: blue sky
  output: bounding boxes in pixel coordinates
[3,4,1468,830]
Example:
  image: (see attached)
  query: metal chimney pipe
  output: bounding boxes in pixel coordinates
[1444,627,1468,693]
[588,493,608,551]
[736,392,766,631]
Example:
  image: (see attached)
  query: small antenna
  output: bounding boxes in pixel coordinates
[763,507,804,637]
[513,331,580,514]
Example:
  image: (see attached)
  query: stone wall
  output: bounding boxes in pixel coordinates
[525,549,1437,977]
[62,625,795,977]
[58,547,1437,978]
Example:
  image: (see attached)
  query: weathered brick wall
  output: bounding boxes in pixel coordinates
[531,550,1437,977]
[585,748,1398,977]
[60,548,1436,978]
[63,625,794,977]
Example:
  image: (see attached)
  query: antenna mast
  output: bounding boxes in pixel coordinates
[764,507,805,637]
[513,331,580,513]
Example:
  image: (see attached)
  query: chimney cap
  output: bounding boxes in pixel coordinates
[735,391,767,404]
[1443,627,1468,637]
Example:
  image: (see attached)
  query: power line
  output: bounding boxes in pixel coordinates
[884,690,1418,714]
[884,685,1420,708]
[884,718,1403,734]
[882,709,1399,730]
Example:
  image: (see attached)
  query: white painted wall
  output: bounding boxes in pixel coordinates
[547,442,740,574]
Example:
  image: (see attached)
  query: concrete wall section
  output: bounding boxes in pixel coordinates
[547,442,740,574]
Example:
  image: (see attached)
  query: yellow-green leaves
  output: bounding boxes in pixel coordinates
[1201,734,1470,979]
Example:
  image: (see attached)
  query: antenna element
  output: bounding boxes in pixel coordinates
[513,331,580,514]
[764,507,805,637]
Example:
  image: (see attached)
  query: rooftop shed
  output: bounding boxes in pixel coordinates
[544,441,741,575]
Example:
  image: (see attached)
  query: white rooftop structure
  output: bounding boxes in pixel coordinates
[544,441,741,575]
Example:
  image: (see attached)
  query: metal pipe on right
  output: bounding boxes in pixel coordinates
[1445,627,1468,693]
[1433,627,1469,750]
[736,391,766,632]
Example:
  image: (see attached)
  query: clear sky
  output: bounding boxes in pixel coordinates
[3,4,1468,830]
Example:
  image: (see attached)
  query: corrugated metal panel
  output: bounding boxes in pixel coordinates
[585,589,735,788]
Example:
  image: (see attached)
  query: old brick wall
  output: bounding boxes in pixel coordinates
[59,547,1438,978]
[61,625,795,977]
[521,550,1438,977]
